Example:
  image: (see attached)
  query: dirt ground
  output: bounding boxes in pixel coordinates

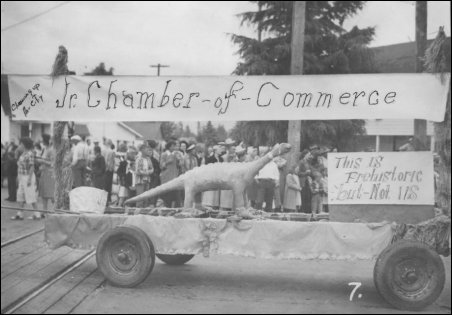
[73,254,451,314]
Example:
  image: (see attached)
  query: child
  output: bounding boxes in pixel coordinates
[310,171,324,214]
[321,167,328,213]
[125,160,136,206]
[283,165,302,212]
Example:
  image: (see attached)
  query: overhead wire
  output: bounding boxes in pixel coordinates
[1,1,70,32]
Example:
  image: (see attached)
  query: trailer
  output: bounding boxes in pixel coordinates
[44,208,450,311]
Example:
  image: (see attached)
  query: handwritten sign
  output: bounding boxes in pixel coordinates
[8,73,449,122]
[328,152,434,205]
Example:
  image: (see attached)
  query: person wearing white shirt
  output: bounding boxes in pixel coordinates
[71,135,88,188]
[255,159,280,211]
[86,138,96,163]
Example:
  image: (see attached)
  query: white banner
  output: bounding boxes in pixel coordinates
[328,152,434,205]
[8,73,450,122]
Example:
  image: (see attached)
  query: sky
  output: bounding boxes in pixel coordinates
[1,1,451,76]
[1,1,451,130]
[1,1,256,75]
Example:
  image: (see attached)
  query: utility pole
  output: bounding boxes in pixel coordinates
[287,1,305,164]
[282,1,306,202]
[414,1,428,150]
[150,63,169,76]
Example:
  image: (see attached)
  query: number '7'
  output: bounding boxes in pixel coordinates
[348,282,362,301]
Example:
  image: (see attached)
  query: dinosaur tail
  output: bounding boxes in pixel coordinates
[124,175,185,205]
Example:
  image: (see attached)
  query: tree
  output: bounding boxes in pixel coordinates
[424,27,451,215]
[160,122,193,141]
[230,1,373,148]
[53,121,69,210]
[160,122,177,141]
[50,45,74,210]
[174,122,184,139]
[216,124,228,142]
[183,125,196,138]
[231,1,375,75]
[230,121,287,146]
[84,62,114,75]
[299,120,365,151]
[198,121,219,146]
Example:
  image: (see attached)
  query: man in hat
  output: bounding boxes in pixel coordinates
[71,135,88,188]
[134,143,154,208]
[104,139,116,203]
[85,137,95,164]
[235,145,247,162]
[221,138,237,163]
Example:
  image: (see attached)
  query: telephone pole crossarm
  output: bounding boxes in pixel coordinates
[150,63,170,76]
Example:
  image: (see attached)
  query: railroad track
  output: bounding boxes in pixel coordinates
[1,228,44,248]
[1,230,105,314]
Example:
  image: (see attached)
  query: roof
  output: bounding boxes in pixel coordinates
[372,37,451,73]
[120,122,162,141]
[365,119,434,136]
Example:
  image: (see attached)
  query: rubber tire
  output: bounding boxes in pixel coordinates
[374,240,445,311]
[156,254,195,265]
[96,225,155,288]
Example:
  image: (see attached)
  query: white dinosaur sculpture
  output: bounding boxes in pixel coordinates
[125,143,292,210]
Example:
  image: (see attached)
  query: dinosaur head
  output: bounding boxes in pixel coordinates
[271,143,292,156]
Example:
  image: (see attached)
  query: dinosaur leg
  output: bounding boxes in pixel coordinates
[232,187,246,211]
[194,192,203,210]
[184,188,195,209]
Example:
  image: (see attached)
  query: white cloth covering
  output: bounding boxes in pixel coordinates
[45,214,394,261]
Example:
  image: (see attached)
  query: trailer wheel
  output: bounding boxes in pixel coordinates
[156,254,195,265]
[373,240,445,311]
[96,225,155,288]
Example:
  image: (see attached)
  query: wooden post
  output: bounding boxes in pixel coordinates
[414,1,428,151]
[290,2,306,76]
[288,1,306,157]
[283,1,306,202]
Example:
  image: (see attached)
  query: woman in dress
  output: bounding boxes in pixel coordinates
[159,141,179,207]
[284,165,302,212]
[11,137,40,220]
[37,134,55,213]
[60,140,74,210]
[298,150,313,213]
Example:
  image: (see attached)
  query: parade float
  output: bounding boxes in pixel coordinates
[3,71,450,311]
